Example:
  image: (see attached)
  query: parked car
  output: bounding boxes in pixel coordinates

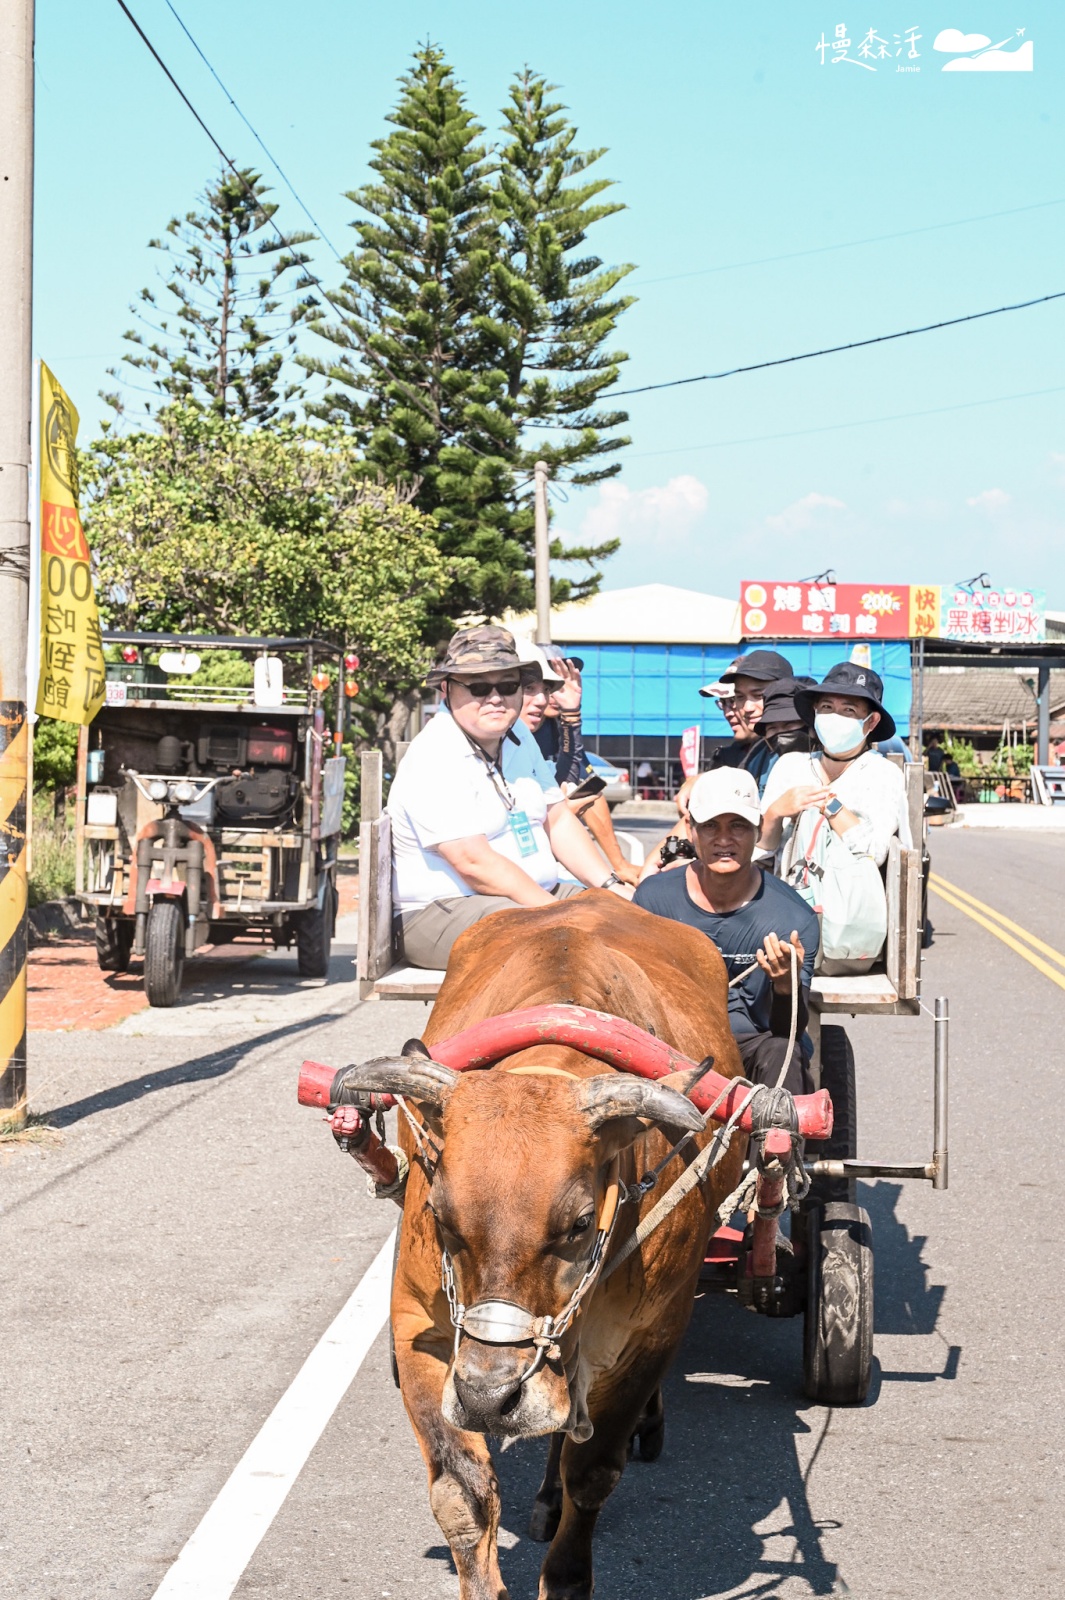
[585,750,632,808]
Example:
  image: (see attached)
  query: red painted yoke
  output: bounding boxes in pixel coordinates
[299,1003,832,1140]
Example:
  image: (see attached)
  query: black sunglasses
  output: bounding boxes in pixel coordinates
[458,678,523,699]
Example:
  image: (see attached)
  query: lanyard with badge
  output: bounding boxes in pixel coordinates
[470,735,539,859]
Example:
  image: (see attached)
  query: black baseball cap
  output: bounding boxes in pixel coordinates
[720,649,795,685]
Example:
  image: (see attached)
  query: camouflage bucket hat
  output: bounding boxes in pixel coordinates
[425,625,522,688]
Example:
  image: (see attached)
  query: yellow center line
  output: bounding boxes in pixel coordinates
[929,879,1065,995]
[929,873,1065,971]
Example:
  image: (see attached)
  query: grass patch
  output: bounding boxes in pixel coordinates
[0,1103,62,1146]
[28,792,76,907]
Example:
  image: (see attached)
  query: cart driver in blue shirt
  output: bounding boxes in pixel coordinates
[632,766,819,1095]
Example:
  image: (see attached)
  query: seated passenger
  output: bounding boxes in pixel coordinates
[700,649,796,795]
[632,768,818,1095]
[517,638,640,887]
[758,662,912,972]
[388,626,631,971]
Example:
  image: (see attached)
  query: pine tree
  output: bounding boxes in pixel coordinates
[305,50,637,625]
[487,70,636,599]
[107,168,315,425]
[303,47,524,624]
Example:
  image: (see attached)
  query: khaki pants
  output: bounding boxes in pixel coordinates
[398,883,585,971]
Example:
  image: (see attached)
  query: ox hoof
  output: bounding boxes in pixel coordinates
[632,1416,665,1461]
[528,1496,562,1543]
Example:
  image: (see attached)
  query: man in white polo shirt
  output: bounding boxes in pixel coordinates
[389,625,631,970]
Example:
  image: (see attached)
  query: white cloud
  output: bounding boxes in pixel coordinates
[943,40,1033,70]
[578,474,709,547]
[966,488,1011,513]
[764,491,845,536]
[933,28,991,51]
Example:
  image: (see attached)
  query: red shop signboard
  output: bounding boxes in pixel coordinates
[740,580,913,639]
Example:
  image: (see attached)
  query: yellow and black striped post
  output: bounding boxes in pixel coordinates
[0,2,35,1119]
[0,703,28,1112]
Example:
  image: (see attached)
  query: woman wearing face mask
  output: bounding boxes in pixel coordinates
[759,663,912,873]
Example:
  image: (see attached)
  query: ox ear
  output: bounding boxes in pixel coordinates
[577,1075,705,1146]
[339,1053,459,1111]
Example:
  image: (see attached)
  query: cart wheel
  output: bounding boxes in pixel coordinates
[295,878,335,978]
[144,901,186,1007]
[803,1202,874,1406]
[95,917,133,973]
[809,1024,857,1206]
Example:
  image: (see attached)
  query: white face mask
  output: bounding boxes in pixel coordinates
[814,711,869,757]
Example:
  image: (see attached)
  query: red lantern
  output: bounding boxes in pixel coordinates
[121,645,138,664]
[344,652,360,672]
[344,678,360,699]
[312,670,331,692]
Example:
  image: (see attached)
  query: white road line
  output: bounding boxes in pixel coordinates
[153,1228,396,1600]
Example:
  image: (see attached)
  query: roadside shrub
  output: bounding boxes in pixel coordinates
[28,793,76,906]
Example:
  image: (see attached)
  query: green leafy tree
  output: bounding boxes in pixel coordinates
[81,405,461,737]
[107,169,315,425]
[31,717,79,791]
[487,70,636,593]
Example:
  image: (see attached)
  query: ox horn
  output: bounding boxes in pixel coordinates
[338,1053,459,1108]
[577,1075,705,1135]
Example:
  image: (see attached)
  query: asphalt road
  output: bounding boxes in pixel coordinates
[2,828,1064,1600]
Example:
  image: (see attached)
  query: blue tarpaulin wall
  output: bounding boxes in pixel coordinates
[559,640,913,743]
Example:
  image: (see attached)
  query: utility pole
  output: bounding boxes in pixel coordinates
[0,1,34,1119]
[533,460,551,648]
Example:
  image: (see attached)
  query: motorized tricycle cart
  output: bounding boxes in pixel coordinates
[75,632,346,1006]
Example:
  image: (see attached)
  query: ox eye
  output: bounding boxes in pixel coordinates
[568,1213,593,1240]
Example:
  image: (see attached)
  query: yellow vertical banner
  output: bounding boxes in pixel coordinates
[35,364,105,725]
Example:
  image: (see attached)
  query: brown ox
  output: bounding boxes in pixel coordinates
[365,892,744,1600]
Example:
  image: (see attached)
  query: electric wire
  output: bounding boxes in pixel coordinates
[626,382,1065,460]
[162,0,342,257]
[612,290,1065,397]
[635,195,1065,287]
[113,0,450,442]
[113,0,1062,477]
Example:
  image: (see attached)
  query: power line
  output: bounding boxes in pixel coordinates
[162,1,342,258]
[612,290,1065,398]
[634,196,1065,288]
[625,382,1065,460]
[112,0,447,439]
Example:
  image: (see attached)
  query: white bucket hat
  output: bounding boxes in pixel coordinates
[516,637,565,687]
[687,767,762,827]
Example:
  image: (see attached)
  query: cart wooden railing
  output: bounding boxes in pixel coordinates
[357,751,924,1014]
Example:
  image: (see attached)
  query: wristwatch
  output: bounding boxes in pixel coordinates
[601,872,622,889]
[824,796,844,818]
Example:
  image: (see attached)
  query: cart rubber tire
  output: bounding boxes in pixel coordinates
[803,1201,874,1406]
[95,917,133,973]
[810,1024,857,1206]
[144,900,186,1007]
[295,878,335,978]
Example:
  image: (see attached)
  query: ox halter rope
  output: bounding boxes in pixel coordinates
[404,953,808,1387]
[436,1064,623,1387]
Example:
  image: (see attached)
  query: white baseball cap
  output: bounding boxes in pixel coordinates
[516,637,564,686]
[687,767,762,827]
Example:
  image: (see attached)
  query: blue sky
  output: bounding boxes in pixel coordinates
[35,2,1065,605]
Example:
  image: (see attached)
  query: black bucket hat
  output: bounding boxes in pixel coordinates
[794,662,897,741]
[753,676,817,734]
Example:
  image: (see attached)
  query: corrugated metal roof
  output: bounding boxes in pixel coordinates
[921,667,1065,732]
